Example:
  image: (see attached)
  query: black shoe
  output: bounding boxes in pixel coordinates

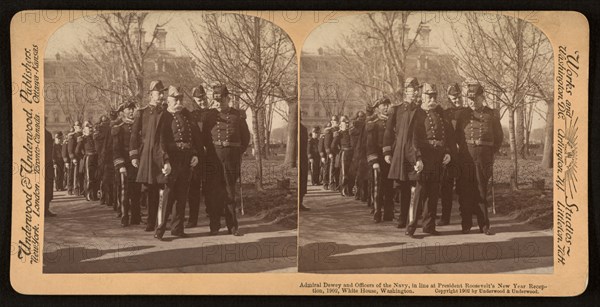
[423,229,441,236]
[130,218,141,226]
[121,216,129,227]
[154,230,165,240]
[230,227,241,236]
[145,225,155,232]
[185,222,197,228]
[374,219,381,224]
[397,222,407,229]
[172,232,188,238]
[437,220,450,226]
[405,228,415,237]
[461,227,471,234]
[300,205,310,211]
[209,230,219,236]
[480,226,492,235]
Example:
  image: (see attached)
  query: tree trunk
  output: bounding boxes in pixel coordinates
[284,100,298,167]
[251,107,264,191]
[516,104,525,159]
[508,109,519,190]
[541,101,554,168]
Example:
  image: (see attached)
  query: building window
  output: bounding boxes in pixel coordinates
[53,111,60,123]
[314,106,320,117]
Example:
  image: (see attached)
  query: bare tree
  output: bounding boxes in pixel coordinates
[72,12,170,108]
[185,13,296,190]
[336,12,426,102]
[450,12,553,189]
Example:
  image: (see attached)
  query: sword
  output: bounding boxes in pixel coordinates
[85,156,90,199]
[408,185,417,225]
[491,157,496,215]
[73,160,79,194]
[373,167,379,214]
[54,165,58,191]
[157,187,164,227]
[120,172,127,216]
[239,165,245,216]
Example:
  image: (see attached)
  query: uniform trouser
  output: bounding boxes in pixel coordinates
[356,178,368,202]
[408,180,440,233]
[440,161,463,223]
[339,149,353,195]
[75,158,85,195]
[202,153,225,232]
[321,157,330,189]
[215,147,241,230]
[310,159,321,185]
[372,162,394,221]
[101,169,114,206]
[329,154,339,191]
[54,163,64,191]
[84,154,99,200]
[67,161,76,194]
[439,177,455,223]
[63,162,70,191]
[187,170,202,225]
[143,184,161,230]
[395,181,414,225]
[157,151,193,235]
[116,165,141,224]
[460,146,493,230]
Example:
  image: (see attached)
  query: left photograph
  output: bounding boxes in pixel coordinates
[42,12,298,273]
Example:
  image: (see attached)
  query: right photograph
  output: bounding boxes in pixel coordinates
[298,11,554,274]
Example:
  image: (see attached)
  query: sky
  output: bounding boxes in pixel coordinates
[45,12,291,132]
[45,11,551,135]
[301,12,551,133]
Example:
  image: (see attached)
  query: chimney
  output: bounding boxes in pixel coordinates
[155,27,167,49]
[420,25,431,46]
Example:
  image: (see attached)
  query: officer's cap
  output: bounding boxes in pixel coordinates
[117,99,137,112]
[422,83,437,95]
[148,80,166,93]
[192,86,207,98]
[212,84,229,100]
[311,126,321,133]
[167,85,184,98]
[464,79,484,98]
[447,83,461,96]
[55,132,63,138]
[373,96,392,108]
[404,77,420,90]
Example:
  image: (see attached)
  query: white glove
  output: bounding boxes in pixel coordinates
[53,164,57,169]
[384,155,392,164]
[65,163,70,169]
[442,154,451,165]
[414,160,424,173]
[162,162,172,176]
[131,159,139,168]
[373,163,380,170]
[72,159,78,165]
[309,158,314,163]
[119,167,127,175]
[190,156,199,167]
[328,154,333,159]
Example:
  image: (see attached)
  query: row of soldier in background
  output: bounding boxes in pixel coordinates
[306,78,503,237]
[49,80,250,241]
